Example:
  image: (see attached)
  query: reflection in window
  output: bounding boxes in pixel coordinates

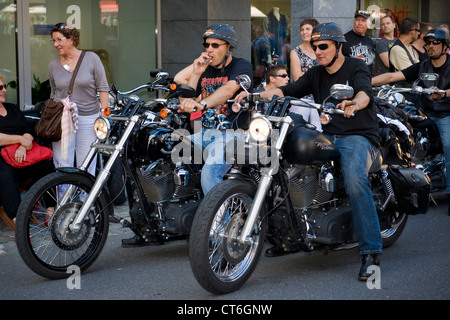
[0,2,17,103]
[251,2,291,87]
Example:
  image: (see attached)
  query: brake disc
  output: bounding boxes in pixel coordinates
[222,213,251,265]
[50,202,91,250]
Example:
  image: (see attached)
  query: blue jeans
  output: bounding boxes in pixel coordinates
[429,115,450,194]
[189,129,237,195]
[327,134,383,255]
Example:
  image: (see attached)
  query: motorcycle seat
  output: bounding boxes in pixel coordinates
[369,151,383,173]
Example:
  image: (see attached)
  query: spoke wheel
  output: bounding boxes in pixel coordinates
[15,172,110,279]
[189,180,266,294]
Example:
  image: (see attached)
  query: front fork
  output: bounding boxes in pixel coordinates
[68,115,139,232]
[238,116,292,245]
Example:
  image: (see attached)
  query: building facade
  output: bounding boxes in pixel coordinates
[1,0,448,107]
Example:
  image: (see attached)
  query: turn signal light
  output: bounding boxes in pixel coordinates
[170,83,177,91]
[103,107,111,116]
[160,108,169,118]
[320,113,331,125]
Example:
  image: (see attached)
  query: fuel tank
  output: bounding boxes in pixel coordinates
[283,126,340,165]
[131,125,175,162]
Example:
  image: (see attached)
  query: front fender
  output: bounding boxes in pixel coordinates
[224,171,258,187]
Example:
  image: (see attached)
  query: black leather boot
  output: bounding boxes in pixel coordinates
[358,254,380,281]
[121,234,148,248]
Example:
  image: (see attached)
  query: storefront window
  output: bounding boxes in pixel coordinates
[362,0,420,38]
[0,1,18,104]
[251,0,291,86]
[27,0,157,104]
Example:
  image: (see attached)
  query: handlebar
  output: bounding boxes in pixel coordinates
[373,85,445,96]
[118,83,170,95]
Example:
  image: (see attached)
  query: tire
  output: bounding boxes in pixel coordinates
[15,172,110,279]
[189,179,266,294]
[381,212,408,248]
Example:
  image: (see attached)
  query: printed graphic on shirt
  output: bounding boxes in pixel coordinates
[349,42,376,65]
[201,76,230,115]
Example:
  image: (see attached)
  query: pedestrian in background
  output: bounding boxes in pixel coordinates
[374,15,397,75]
[48,22,109,176]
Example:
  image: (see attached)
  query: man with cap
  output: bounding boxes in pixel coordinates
[235,22,383,280]
[373,28,450,215]
[174,24,253,195]
[342,10,376,74]
[121,24,252,247]
[175,24,252,119]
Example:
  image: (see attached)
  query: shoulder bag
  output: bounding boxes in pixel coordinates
[35,51,86,141]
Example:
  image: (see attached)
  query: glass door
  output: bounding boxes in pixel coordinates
[0,0,18,104]
[20,0,157,107]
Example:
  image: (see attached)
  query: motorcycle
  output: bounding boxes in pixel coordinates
[374,73,446,192]
[14,70,203,279]
[188,81,431,294]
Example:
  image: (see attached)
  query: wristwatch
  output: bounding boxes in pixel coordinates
[200,100,208,110]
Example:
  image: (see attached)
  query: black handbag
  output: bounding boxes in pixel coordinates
[35,51,85,141]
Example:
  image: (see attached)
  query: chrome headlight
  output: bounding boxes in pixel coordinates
[248,116,272,143]
[94,117,110,141]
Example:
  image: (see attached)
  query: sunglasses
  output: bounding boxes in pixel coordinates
[274,73,289,78]
[203,42,228,49]
[0,84,6,90]
[55,23,69,29]
[411,28,420,32]
[312,43,332,51]
[50,37,66,44]
[425,40,443,46]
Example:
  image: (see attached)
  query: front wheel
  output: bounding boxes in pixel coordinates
[15,172,110,279]
[189,180,266,294]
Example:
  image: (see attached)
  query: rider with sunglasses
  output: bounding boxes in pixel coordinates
[236,22,383,281]
[174,24,252,121]
[373,28,450,215]
[174,24,253,195]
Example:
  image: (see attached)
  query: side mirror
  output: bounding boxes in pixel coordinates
[329,84,354,100]
[150,69,163,78]
[236,74,252,93]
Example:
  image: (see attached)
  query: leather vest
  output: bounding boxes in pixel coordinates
[419,55,450,117]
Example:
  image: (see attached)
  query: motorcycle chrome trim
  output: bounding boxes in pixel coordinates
[237,118,292,245]
[69,115,140,232]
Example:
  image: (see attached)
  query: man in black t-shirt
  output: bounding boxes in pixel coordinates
[174,24,253,123]
[122,24,253,247]
[237,22,383,281]
[175,24,253,195]
[373,28,450,215]
[342,10,376,75]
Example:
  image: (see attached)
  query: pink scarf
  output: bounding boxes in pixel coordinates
[61,96,79,160]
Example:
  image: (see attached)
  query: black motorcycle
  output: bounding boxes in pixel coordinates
[374,73,446,192]
[188,82,431,294]
[14,70,203,279]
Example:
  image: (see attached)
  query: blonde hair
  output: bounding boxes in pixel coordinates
[0,74,4,84]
